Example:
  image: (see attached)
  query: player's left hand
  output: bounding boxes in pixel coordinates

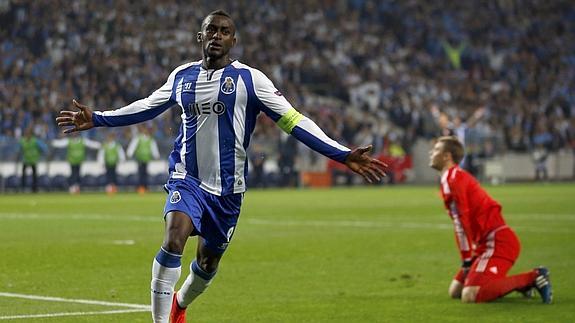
[345,145,387,183]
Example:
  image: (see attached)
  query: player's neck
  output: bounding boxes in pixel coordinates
[202,56,232,70]
[441,161,456,175]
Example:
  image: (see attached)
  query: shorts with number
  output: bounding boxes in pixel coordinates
[464,226,521,287]
[163,178,243,254]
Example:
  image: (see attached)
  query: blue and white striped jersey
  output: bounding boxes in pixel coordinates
[92,60,350,195]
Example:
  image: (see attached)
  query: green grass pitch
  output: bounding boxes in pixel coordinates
[0,183,574,322]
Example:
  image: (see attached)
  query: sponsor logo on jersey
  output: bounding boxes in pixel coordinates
[221,77,236,94]
[170,191,181,204]
[183,82,194,92]
[187,101,226,116]
[489,266,498,274]
[274,90,283,96]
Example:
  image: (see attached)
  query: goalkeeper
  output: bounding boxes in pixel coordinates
[429,136,552,304]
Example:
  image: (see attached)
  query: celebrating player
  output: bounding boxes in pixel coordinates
[429,136,552,304]
[56,10,387,323]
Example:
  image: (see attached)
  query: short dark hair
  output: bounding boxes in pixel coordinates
[202,10,236,34]
[207,9,232,20]
[438,136,465,164]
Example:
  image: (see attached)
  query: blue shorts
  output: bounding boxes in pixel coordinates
[163,178,243,254]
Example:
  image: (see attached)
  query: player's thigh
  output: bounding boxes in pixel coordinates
[199,191,242,254]
[162,180,207,253]
[163,211,195,253]
[465,256,514,287]
[469,228,520,285]
[194,193,243,272]
[493,228,521,261]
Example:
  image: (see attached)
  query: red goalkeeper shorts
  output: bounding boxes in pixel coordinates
[462,226,521,287]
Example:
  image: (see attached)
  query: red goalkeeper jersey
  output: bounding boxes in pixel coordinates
[439,165,507,262]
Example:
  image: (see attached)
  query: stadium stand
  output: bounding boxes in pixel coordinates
[1,0,574,190]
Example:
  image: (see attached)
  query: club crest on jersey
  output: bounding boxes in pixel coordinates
[221,77,236,94]
[170,191,181,204]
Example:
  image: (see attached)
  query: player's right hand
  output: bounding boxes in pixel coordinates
[460,258,474,279]
[56,99,95,133]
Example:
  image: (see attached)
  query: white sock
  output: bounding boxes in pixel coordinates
[177,260,216,308]
[150,249,182,323]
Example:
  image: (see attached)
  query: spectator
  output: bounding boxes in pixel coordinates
[531,119,553,181]
[277,132,299,187]
[0,1,574,183]
[532,143,549,181]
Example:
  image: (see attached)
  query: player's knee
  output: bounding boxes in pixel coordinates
[448,280,463,299]
[162,237,186,254]
[448,287,461,299]
[461,287,477,303]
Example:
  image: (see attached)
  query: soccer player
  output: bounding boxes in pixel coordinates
[56,10,387,323]
[429,136,552,304]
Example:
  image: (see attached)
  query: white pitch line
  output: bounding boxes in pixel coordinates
[0,213,158,222]
[0,292,149,310]
[244,218,453,230]
[244,218,573,233]
[0,212,572,233]
[0,309,148,320]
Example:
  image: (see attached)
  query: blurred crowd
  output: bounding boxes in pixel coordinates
[1,0,574,178]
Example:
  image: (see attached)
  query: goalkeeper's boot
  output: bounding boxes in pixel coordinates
[533,266,552,304]
[170,292,187,323]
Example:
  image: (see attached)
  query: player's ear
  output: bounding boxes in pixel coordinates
[232,36,237,47]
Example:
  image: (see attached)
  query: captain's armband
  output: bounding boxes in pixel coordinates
[277,108,303,134]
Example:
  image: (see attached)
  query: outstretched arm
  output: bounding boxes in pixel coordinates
[276,109,388,183]
[466,106,486,128]
[56,99,94,134]
[57,65,180,131]
[250,68,387,183]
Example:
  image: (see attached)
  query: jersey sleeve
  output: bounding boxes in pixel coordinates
[450,172,471,224]
[97,148,104,164]
[452,219,473,263]
[118,145,126,162]
[92,69,178,127]
[126,137,138,158]
[251,69,351,163]
[448,171,473,262]
[51,138,69,148]
[83,138,101,150]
